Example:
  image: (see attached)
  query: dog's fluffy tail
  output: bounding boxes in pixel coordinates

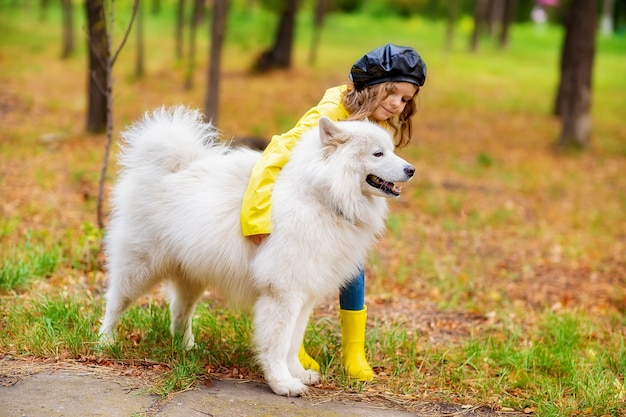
[118,106,222,174]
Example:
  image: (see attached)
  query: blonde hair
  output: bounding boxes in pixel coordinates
[342,83,418,148]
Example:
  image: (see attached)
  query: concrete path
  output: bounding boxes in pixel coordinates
[1,368,418,417]
[0,366,519,417]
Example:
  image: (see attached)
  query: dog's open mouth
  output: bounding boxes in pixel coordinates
[366,174,402,196]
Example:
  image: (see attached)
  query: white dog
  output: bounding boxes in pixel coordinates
[99,106,414,396]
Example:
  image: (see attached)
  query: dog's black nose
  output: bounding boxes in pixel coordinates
[405,165,415,178]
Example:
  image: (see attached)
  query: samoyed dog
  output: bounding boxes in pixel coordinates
[99,106,414,396]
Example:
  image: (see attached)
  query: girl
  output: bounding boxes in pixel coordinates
[241,43,427,381]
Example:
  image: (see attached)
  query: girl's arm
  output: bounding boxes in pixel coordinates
[240,87,349,237]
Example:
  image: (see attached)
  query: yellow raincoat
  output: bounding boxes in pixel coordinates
[241,85,351,236]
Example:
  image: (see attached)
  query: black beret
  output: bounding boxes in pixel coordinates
[349,44,427,89]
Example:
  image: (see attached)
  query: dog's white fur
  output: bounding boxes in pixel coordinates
[99,106,414,396]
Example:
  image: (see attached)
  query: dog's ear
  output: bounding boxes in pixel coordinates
[319,117,349,154]
[319,117,341,142]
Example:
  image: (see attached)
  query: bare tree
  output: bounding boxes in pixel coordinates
[89,0,140,228]
[175,0,186,60]
[600,0,615,35]
[470,0,489,52]
[86,0,108,133]
[471,0,517,51]
[151,0,161,15]
[554,0,597,148]
[39,0,49,21]
[253,0,299,71]
[135,0,145,78]
[60,0,74,59]
[308,0,327,65]
[445,0,460,51]
[184,0,205,90]
[498,0,517,49]
[205,0,228,125]
[486,0,504,36]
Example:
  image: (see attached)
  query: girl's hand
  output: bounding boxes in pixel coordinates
[249,234,269,245]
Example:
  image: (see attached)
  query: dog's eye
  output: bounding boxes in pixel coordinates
[373,151,384,157]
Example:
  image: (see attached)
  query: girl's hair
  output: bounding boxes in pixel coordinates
[342,83,417,148]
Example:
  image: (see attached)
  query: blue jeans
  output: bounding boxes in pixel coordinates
[339,268,365,311]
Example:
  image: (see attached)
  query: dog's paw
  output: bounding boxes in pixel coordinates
[268,378,308,397]
[98,331,115,346]
[95,331,117,353]
[182,337,195,351]
[296,369,320,386]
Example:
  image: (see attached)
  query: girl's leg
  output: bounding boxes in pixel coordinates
[338,268,373,381]
[339,268,365,311]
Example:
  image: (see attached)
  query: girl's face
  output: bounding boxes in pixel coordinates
[371,82,418,122]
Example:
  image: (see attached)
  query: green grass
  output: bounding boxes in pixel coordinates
[0,230,62,291]
[2,294,100,357]
[0,222,103,291]
[63,223,104,273]
[450,313,626,416]
[5,292,622,416]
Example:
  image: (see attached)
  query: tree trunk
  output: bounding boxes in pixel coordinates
[554,0,597,148]
[135,0,145,78]
[470,0,489,52]
[184,0,204,90]
[499,0,517,49]
[175,0,186,60]
[601,0,615,35]
[39,0,49,21]
[487,0,504,36]
[308,0,326,65]
[205,0,228,125]
[151,0,161,15]
[96,0,140,229]
[445,0,460,51]
[85,0,108,134]
[60,0,74,59]
[192,0,205,23]
[253,0,298,72]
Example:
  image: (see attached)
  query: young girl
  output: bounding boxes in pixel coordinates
[241,43,427,381]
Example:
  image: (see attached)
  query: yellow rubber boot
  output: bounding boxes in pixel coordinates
[298,344,320,372]
[340,306,374,381]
